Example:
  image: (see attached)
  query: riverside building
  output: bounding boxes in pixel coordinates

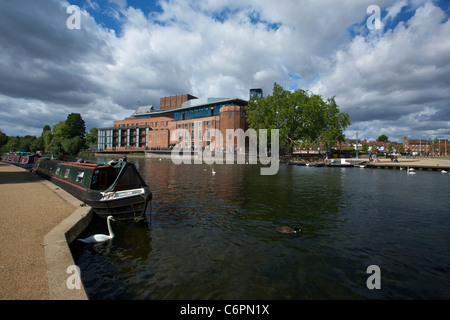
[97,92,256,152]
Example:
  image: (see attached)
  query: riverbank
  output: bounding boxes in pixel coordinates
[0,162,90,300]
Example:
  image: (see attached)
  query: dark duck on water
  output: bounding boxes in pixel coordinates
[276,226,302,235]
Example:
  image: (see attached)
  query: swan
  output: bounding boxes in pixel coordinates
[78,216,115,243]
[407,167,416,175]
[441,170,448,173]
[276,226,302,234]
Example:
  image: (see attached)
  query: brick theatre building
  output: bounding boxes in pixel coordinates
[97,90,262,152]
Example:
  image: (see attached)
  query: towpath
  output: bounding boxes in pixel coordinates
[0,162,75,299]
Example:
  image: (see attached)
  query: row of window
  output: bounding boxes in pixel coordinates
[112,109,245,130]
[55,166,85,184]
[114,121,169,128]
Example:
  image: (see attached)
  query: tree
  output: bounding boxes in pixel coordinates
[65,113,86,140]
[362,142,369,153]
[378,134,389,142]
[0,129,7,148]
[43,129,53,152]
[30,137,44,152]
[2,136,20,152]
[61,136,84,155]
[246,83,350,155]
[18,135,36,152]
[85,127,98,148]
[43,114,87,155]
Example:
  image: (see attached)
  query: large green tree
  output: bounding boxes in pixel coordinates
[246,83,350,155]
[65,113,86,140]
[43,114,87,155]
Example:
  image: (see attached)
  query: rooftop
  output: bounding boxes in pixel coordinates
[130,97,248,119]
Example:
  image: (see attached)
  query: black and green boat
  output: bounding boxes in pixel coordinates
[33,158,152,221]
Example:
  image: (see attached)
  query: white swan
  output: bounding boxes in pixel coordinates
[441,170,448,173]
[407,167,416,175]
[78,216,115,243]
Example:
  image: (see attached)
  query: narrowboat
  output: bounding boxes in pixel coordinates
[1,153,37,168]
[33,157,152,221]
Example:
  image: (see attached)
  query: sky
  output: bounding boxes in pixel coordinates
[0,0,449,143]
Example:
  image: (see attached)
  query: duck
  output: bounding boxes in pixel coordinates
[276,226,302,234]
[77,216,115,243]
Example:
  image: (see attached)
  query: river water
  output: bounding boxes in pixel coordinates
[70,157,450,299]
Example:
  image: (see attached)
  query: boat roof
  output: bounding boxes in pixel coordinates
[39,159,110,170]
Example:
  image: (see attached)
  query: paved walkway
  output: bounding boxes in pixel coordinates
[366,157,450,169]
[0,162,76,300]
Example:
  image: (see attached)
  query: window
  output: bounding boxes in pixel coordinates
[76,170,85,184]
[64,168,70,179]
[229,112,233,118]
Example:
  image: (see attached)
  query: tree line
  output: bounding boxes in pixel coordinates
[0,113,98,155]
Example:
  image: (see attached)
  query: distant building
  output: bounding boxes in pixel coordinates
[403,136,449,156]
[249,88,263,100]
[98,91,253,151]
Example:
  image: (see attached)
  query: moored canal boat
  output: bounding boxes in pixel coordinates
[32,157,152,221]
[1,152,37,168]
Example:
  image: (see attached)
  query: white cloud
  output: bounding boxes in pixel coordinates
[309,1,450,141]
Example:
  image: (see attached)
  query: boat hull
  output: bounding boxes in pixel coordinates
[33,159,152,221]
